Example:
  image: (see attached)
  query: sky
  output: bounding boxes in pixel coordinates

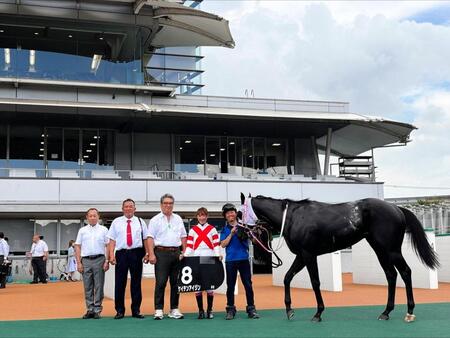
[200,1,450,199]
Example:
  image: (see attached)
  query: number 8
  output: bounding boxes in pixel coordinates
[181,266,193,284]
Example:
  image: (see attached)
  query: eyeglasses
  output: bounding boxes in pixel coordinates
[162,202,174,205]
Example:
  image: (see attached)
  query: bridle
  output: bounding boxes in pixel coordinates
[239,198,289,268]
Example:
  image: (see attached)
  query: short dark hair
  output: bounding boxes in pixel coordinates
[86,207,100,216]
[196,207,208,216]
[122,198,135,207]
[160,193,174,204]
[0,232,4,239]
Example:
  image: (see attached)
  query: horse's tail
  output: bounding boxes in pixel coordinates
[399,206,439,269]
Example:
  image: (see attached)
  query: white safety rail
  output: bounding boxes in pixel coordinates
[271,238,343,292]
[352,230,438,289]
[436,235,450,282]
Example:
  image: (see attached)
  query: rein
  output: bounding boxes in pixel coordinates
[239,202,289,268]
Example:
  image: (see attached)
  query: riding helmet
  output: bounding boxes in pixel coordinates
[222,203,237,217]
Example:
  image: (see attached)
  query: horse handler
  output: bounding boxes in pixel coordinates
[220,203,259,320]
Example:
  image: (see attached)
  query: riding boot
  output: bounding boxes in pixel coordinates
[225,306,236,320]
[206,294,214,319]
[246,305,260,319]
[196,294,205,319]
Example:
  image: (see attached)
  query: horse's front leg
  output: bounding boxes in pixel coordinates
[283,255,305,320]
[306,257,325,322]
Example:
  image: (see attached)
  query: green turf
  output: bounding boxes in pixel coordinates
[1,303,450,338]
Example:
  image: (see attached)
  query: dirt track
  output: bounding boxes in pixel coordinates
[1,274,449,321]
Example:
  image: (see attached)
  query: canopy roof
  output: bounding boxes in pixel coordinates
[0,96,415,157]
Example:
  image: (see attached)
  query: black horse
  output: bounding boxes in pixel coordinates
[240,193,439,322]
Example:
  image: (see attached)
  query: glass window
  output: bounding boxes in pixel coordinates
[0,23,144,85]
[242,138,254,175]
[99,130,115,168]
[46,128,63,169]
[60,220,81,255]
[63,129,79,169]
[266,139,288,175]
[228,138,242,175]
[0,219,34,255]
[82,129,98,168]
[175,135,204,173]
[254,138,265,173]
[34,220,57,255]
[9,125,44,168]
[205,137,219,175]
[0,125,7,171]
[220,137,228,174]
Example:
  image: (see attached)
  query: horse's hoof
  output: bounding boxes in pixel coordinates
[404,313,416,323]
[378,314,389,321]
[286,309,295,320]
[311,315,322,323]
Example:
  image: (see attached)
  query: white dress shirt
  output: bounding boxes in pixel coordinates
[0,238,9,258]
[75,223,109,257]
[108,216,149,250]
[148,212,187,247]
[31,240,48,257]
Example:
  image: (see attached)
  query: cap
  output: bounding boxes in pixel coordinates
[222,203,237,217]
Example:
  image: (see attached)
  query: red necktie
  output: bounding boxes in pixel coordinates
[126,219,133,247]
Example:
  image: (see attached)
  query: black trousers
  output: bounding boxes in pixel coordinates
[115,247,145,315]
[225,259,255,307]
[0,255,7,288]
[31,257,47,283]
[154,249,181,310]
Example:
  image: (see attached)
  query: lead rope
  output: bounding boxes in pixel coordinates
[238,202,289,268]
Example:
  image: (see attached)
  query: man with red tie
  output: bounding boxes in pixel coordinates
[108,198,150,319]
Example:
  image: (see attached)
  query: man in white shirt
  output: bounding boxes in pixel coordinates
[148,193,187,320]
[108,198,150,319]
[0,232,8,259]
[75,208,110,319]
[30,234,49,284]
[0,232,10,288]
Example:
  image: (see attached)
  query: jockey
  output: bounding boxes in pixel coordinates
[184,207,221,319]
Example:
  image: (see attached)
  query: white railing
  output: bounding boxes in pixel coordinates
[0,168,353,183]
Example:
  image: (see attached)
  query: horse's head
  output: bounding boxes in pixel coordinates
[239,192,259,226]
[240,193,290,234]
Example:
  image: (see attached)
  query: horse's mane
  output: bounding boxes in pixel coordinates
[254,195,313,204]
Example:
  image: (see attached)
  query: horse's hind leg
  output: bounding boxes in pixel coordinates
[370,245,398,320]
[284,255,305,320]
[306,256,325,322]
[391,252,416,322]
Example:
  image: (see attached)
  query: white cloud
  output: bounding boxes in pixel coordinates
[201,1,450,198]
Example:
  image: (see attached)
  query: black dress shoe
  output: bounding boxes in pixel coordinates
[82,312,94,319]
[114,312,124,319]
[132,313,145,319]
[30,281,38,284]
[93,313,101,319]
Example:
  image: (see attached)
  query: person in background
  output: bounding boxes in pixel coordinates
[220,203,259,320]
[30,234,48,284]
[66,239,77,281]
[75,208,110,319]
[0,232,10,288]
[184,207,222,319]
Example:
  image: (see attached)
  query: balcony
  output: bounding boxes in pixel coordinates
[0,48,144,86]
[0,168,384,215]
